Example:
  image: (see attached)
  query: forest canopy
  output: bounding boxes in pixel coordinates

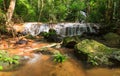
[0,0,120,23]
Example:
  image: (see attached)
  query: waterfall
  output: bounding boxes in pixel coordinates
[21,22,99,37]
[80,11,87,23]
[86,23,96,33]
[23,23,49,36]
[80,11,87,17]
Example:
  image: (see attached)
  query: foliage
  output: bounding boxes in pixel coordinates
[25,34,36,39]
[0,0,120,25]
[40,29,61,42]
[0,25,8,35]
[0,66,3,71]
[15,0,37,22]
[53,52,67,63]
[40,29,56,38]
[40,32,49,38]
[87,0,107,23]
[0,9,6,24]
[0,50,20,70]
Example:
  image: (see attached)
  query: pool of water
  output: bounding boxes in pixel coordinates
[0,48,120,76]
[0,54,86,76]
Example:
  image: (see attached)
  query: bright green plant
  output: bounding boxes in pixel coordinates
[41,29,57,39]
[0,66,3,71]
[25,34,36,39]
[0,50,20,70]
[53,52,67,63]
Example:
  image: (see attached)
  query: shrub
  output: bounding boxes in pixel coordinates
[53,52,67,63]
[41,29,61,42]
[0,50,20,70]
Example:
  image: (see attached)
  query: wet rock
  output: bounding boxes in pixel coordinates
[104,32,120,45]
[16,39,28,45]
[62,36,80,48]
[74,39,113,66]
[109,49,120,66]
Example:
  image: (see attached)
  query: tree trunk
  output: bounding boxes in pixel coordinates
[6,0,16,37]
[6,0,16,25]
[105,0,114,23]
[38,0,44,22]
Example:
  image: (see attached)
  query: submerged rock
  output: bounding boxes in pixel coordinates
[16,40,28,45]
[74,39,120,66]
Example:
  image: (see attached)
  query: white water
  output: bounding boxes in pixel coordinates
[23,23,49,36]
[22,22,99,37]
[27,54,42,64]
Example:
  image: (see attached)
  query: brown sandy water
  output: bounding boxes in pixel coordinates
[0,55,85,76]
[86,68,120,76]
[0,54,120,76]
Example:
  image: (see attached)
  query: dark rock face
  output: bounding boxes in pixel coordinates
[16,40,28,45]
[109,50,120,66]
[46,34,62,43]
[62,36,80,48]
[74,39,120,66]
[116,28,120,35]
[41,29,62,43]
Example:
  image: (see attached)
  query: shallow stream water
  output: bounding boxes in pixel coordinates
[0,42,120,76]
[0,53,120,76]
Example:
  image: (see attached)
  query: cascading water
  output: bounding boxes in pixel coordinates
[21,22,99,37]
[23,23,50,36]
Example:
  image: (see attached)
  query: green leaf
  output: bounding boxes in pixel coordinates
[0,66,3,70]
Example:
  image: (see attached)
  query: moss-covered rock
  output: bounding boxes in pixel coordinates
[74,39,115,66]
[109,49,120,65]
[104,32,120,45]
[62,36,80,48]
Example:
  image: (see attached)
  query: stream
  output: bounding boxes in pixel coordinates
[0,47,120,76]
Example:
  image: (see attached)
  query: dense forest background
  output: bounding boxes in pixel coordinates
[0,0,120,22]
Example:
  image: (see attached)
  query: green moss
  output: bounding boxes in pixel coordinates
[75,39,111,53]
[62,36,80,48]
[104,32,120,45]
[25,35,36,39]
[75,39,114,66]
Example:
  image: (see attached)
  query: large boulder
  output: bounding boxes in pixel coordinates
[74,39,120,66]
[109,49,120,66]
[104,32,120,45]
[62,36,80,48]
